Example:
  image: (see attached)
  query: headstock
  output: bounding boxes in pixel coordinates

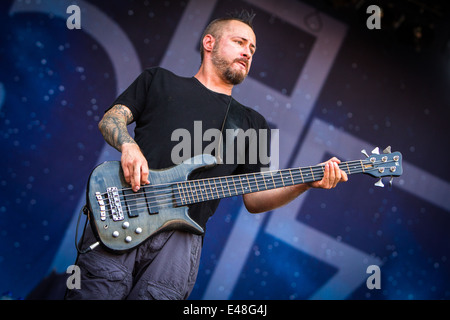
[361,146,403,187]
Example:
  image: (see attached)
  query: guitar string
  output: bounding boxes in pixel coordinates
[102,160,366,205]
[98,160,390,217]
[100,163,396,220]
[99,160,376,216]
[98,159,368,198]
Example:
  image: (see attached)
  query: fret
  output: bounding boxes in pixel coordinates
[253,173,260,191]
[224,177,232,197]
[238,175,245,195]
[197,180,204,202]
[288,169,295,186]
[213,178,220,199]
[345,162,351,175]
[231,176,238,195]
[279,170,286,187]
[271,171,280,189]
[245,175,252,193]
[207,179,213,200]
[218,178,226,198]
[271,172,277,189]
[190,181,199,203]
[201,180,208,201]
[309,166,315,181]
[182,182,189,204]
[261,173,268,190]
[177,182,185,205]
[298,168,305,183]
[279,170,288,187]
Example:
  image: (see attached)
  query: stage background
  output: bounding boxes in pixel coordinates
[1,0,449,300]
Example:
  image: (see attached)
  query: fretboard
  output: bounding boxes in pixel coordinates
[175,160,368,206]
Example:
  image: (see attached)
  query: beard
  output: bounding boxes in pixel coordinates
[211,45,248,85]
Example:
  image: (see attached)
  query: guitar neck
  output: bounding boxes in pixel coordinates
[175,160,368,206]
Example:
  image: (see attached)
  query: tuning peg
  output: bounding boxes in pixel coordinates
[374,178,384,187]
[383,146,391,154]
[389,177,394,186]
[371,147,380,155]
[361,149,369,158]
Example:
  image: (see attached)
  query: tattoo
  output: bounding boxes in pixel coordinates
[98,104,136,151]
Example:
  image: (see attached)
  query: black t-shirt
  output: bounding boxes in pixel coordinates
[109,67,270,229]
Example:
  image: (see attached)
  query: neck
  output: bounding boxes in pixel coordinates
[194,63,233,96]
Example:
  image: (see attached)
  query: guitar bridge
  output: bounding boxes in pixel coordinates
[107,187,124,221]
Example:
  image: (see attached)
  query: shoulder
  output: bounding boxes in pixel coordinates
[141,66,183,80]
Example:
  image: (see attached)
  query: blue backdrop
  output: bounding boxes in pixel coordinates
[1,0,449,300]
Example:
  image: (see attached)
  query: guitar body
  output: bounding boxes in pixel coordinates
[86,154,216,252]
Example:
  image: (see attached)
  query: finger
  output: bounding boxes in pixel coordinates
[122,164,131,184]
[321,162,330,189]
[132,163,141,192]
[327,162,336,189]
[332,162,341,188]
[341,169,349,182]
[141,164,150,185]
[330,157,341,164]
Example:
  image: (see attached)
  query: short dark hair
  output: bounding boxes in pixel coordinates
[199,9,256,62]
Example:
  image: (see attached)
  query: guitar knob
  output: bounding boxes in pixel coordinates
[125,236,132,243]
[112,231,119,238]
[135,227,142,234]
[122,221,130,229]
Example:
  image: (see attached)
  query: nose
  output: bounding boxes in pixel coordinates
[242,46,252,59]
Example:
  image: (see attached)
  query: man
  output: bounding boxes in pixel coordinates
[66,11,347,300]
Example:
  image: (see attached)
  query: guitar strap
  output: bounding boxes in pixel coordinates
[215,96,245,164]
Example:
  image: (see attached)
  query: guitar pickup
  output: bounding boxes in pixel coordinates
[123,188,140,218]
[123,186,159,217]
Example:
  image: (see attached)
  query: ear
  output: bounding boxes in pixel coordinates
[202,34,216,54]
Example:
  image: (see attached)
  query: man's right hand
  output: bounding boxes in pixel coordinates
[120,143,150,192]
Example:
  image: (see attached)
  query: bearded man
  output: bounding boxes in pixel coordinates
[66,10,347,300]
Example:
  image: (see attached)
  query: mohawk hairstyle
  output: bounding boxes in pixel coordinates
[199,9,256,62]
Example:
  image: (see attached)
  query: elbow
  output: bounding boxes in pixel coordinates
[98,117,105,132]
[243,200,266,214]
[245,206,260,214]
[243,193,272,214]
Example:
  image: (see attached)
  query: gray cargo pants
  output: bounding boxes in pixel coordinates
[65,225,202,300]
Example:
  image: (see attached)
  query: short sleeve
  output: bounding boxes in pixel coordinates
[107,68,156,121]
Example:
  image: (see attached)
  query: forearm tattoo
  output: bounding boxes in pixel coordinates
[98,104,136,151]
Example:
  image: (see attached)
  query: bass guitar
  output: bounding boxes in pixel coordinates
[86,146,402,252]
